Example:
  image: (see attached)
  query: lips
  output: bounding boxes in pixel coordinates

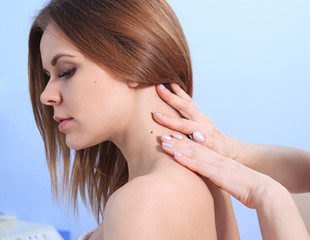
[53,116,73,131]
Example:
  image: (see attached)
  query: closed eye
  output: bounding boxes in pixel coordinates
[58,68,76,79]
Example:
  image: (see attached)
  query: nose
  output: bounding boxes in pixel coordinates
[40,79,62,106]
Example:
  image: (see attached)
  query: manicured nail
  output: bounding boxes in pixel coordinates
[160,84,167,90]
[193,131,205,143]
[162,134,172,141]
[174,152,182,157]
[152,112,163,116]
[162,142,173,148]
[173,133,183,140]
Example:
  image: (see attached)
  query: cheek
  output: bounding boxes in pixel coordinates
[63,70,133,148]
[78,79,129,121]
[65,101,116,149]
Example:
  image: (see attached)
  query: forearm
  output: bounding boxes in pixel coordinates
[255,182,309,240]
[235,141,310,193]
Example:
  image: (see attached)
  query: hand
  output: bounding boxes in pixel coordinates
[160,132,283,209]
[152,83,240,161]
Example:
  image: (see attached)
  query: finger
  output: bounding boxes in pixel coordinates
[191,131,217,153]
[161,134,203,172]
[161,134,233,193]
[172,143,216,179]
[161,134,178,157]
[152,112,198,135]
[162,135,201,172]
[173,151,196,171]
[153,113,217,149]
[166,134,227,180]
[165,135,262,208]
[172,148,233,195]
[169,83,211,122]
[193,131,205,143]
[162,132,208,163]
[161,132,201,160]
[155,84,201,121]
[169,82,192,101]
[161,133,189,155]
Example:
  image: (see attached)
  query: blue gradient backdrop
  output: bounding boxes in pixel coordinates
[1,1,309,239]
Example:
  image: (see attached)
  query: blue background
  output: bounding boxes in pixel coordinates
[0,0,309,239]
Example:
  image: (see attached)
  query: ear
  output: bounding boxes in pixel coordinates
[127,80,140,88]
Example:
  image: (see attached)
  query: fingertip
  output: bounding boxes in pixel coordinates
[156,84,168,92]
[173,151,183,163]
[170,82,192,101]
[170,82,179,88]
[160,83,167,90]
[173,152,188,166]
[156,84,171,101]
[174,152,182,158]
[162,142,173,148]
[152,112,164,117]
[172,132,183,140]
[162,134,172,141]
[170,82,182,92]
[155,84,164,94]
[193,131,205,143]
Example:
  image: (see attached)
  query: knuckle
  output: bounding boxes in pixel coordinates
[161,116,177,130]
[180,100,201,121]
[189,144,199,159]
[175,118,187,132]
[205,137,215,150]
[204,124,216,138]
[188,157,198,169]
[162,91,174,103]
[171,138,179,147]
[165,119,175,129]
[210,124,217,134]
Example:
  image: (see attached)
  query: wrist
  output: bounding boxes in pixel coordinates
[253,176,289,210]
[229,138,259,168]
[228,136,246,163]
[253,178,309,240]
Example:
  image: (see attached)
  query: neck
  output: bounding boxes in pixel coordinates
[112,85,183,181]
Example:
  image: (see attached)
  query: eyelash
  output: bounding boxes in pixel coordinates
[58,68,76,79]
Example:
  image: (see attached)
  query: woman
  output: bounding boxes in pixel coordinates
[28,0,239,239]
[154,82,310,239]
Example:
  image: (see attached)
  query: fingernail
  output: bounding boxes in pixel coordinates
[152,112,163,116]
[174,152,182,157]
[173,133,183,140]
[162,134,172,141]
[162,142,173,148]
[160,84,167,90]
[193,131,205,142]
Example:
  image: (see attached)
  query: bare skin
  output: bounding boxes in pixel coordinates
[152,82,310,240]
[152,83,310,193]
[40,24,239,240]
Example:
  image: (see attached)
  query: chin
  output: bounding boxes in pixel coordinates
[65,135,86,150]
[66,141,84,150]
[65,135,103,150]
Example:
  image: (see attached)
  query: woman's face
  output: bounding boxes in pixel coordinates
[40,24,134,150]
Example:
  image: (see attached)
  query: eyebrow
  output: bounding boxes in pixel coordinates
[51,54,74,66]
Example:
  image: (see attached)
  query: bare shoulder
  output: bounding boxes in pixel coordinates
[103,169,217,240]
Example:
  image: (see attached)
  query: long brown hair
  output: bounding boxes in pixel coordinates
[28,0,192,223]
